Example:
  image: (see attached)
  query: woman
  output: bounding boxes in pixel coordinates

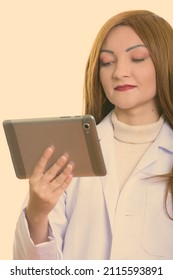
[14,10,173,259]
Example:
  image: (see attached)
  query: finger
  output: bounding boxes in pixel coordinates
[31,146,54,178]
[52,162,74,189]
[42,154,69,182]
[53,174,73,196]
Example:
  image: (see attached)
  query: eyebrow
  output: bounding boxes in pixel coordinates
[100,44,146,54]
[125,44,146,52]
[100,49,114,54]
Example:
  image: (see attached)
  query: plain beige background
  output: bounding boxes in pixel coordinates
[0,0,173,259]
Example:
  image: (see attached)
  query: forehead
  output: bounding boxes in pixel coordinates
[101,25,144,50]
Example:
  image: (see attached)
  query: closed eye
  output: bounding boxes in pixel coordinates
[132,58,145,63]
[100,61,115,67]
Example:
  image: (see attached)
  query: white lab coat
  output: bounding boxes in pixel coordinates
[14,111,173,259]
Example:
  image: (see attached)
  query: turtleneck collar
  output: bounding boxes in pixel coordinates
[111,111,165,144]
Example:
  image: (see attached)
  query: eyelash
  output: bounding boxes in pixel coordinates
[100,62,113,67]
[132,58,145,63]
[100,58,145,67]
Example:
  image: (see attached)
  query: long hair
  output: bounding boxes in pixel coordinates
[83,10,173,218]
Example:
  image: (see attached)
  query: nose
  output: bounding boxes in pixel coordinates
[112,59,130,79]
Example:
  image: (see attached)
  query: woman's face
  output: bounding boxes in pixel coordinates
[99,25,159,124]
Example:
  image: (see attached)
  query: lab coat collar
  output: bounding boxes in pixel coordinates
[97,111,114,141]
[158,121,173,152]
[135,120,173,174]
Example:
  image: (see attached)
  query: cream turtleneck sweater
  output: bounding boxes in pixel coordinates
[111,111,165,190]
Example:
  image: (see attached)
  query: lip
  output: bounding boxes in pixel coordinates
[115,84,137,92]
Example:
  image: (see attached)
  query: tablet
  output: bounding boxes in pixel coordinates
[3,115,107,179]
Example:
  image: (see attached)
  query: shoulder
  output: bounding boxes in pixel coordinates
[96,110,114,140]
[158,121,173,153]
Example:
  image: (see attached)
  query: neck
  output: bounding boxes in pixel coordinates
[115,106,161,126]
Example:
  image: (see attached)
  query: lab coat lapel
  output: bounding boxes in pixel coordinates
[134,140,159,174]
[97,112,120,233]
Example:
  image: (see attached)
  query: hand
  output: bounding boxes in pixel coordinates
[26,146,74,244]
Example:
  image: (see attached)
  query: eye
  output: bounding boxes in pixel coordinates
[132,58,145,63]
[100,61,115,67]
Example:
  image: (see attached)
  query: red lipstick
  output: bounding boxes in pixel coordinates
[115,84,137,91]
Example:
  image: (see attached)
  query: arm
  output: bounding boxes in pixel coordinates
[13,146,74,259]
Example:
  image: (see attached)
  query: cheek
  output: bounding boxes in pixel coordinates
[146,69,156,94]
[99,70,110,89]
[138,66,156,94]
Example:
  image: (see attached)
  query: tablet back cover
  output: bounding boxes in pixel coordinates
[3,115,106,178]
